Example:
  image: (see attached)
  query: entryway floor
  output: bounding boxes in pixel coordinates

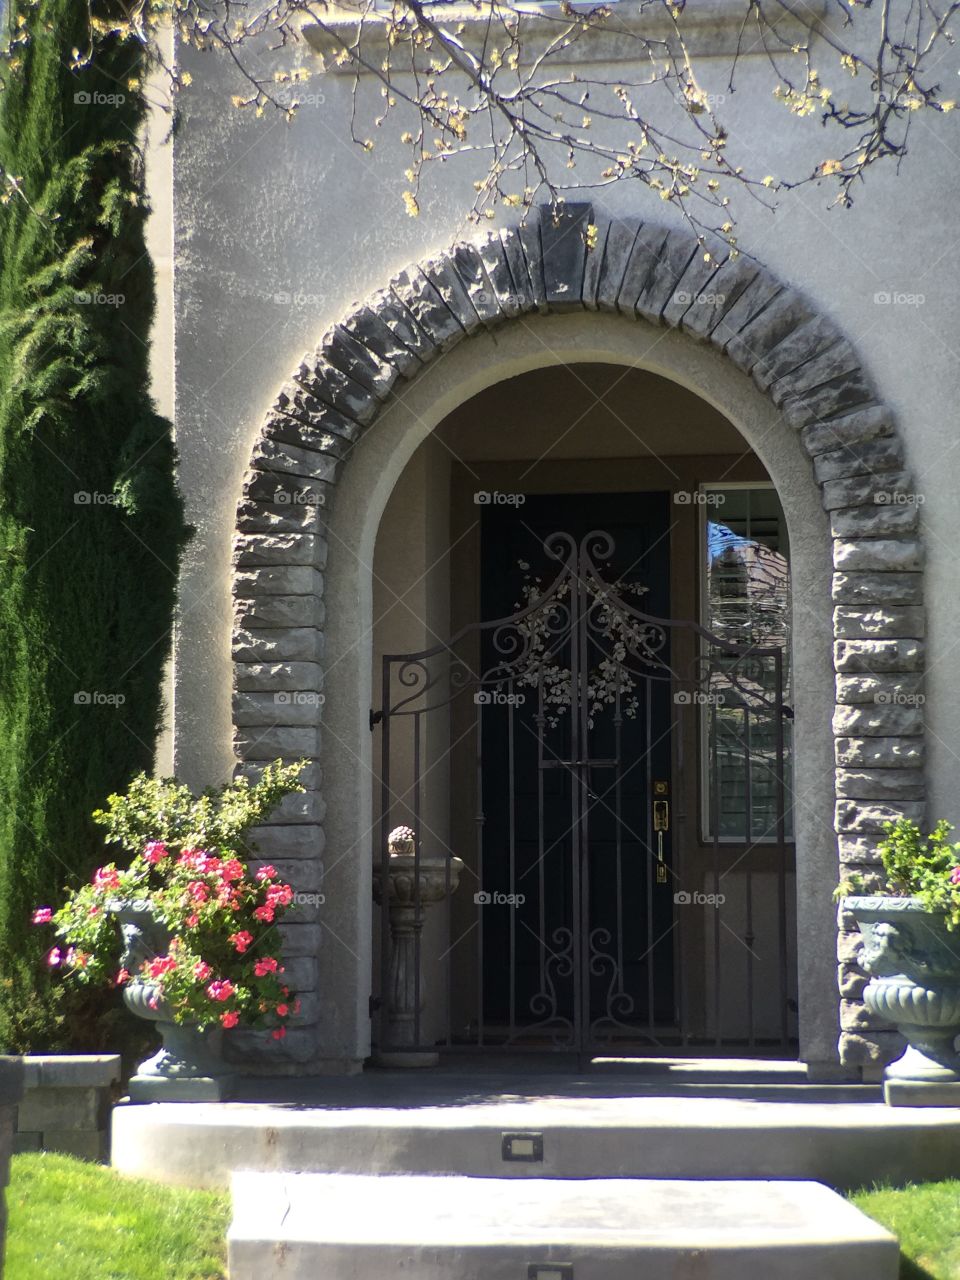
[111,1058,960,1192]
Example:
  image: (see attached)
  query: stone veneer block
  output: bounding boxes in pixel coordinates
[835,769,926,800]
[234,662,323,693]
[595,218,641,311]
[831,504,919,539]
[617,222,670,315]
[833,704,923,737]
[340,303,424,378]
[835,673,923,704]
[833,606,924,640]
[540,202,592,310]
[834,539,922,573]
[801,406,894,457]
[835,737,924,768]
[678,253,758,339]
[835,800,925,833]
[723,290,817,373]
[391,268,464,350]
[832,573,922,606]
[233,726,321,759]
[833,639,923,673]
[769,338,861,405]
[659,240,727,330]
[580,212,613,310]
[635,227,700,324]
[753,315,841,393]
[813,439,905,484]
[448,242,502,328]
[709,271,781,353]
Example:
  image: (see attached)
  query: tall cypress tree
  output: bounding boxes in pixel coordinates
[0,0,188,1048]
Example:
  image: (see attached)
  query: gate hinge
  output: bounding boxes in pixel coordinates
[368,994,382,1017]
[369,708,384,730]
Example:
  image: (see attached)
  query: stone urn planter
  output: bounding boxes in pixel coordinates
[847,895,960,1106]
[373,852,463,1067]
[112,902,235,1101]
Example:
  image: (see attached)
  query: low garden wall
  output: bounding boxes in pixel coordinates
[14,1055,120,1161]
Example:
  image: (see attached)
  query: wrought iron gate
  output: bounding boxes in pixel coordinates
[373,530,795,1059]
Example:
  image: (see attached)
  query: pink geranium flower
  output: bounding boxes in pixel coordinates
[93,866,121,890]
[266,884,294,907]
[116,968,130,985]
[276,1003,289,1017]
[31,907,52,925]
[221,858,245,882]
[194,961,213,982]
[253,905,275,924]
[47,947,62,967]
[950,866,960,885]
[229,931,253,953]
[144,841,168,865]
[148,955,177,978]
[206,979,235,1002]
[220,1010,239,1029]
[254,957,279,977]
[256,865,277,882]
[271,1027,286,1040]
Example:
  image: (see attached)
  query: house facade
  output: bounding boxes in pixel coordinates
[150,3,959,1077]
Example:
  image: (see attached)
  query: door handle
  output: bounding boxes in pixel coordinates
[653,798,669,832]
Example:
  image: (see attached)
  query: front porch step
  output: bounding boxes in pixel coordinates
[227,1172,899,1280]
[113,1091,960,1191]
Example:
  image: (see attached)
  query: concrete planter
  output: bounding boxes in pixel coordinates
[113,902,235,1102]
[847,895,960,1105]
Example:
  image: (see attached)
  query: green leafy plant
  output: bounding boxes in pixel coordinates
[31,761,307,1035]
[839,818,960,930]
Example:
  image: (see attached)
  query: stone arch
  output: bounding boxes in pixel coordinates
[231,204,925,1071]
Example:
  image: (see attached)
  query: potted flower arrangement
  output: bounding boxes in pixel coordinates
[842,817,960,1104]
[31,760,306,1100]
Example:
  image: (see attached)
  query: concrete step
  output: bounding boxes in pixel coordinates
[113,1092,960,1191]
[227,1171,899,1280]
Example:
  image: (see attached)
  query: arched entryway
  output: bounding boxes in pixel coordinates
[230,206,925,1076]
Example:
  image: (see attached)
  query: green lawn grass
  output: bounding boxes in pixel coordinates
[852,1180,960,1280]
[6,1153,230,1280]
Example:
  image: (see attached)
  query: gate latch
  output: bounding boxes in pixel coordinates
[653,781,669,883]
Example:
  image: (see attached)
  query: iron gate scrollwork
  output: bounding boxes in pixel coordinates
[373,530,795,1060]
